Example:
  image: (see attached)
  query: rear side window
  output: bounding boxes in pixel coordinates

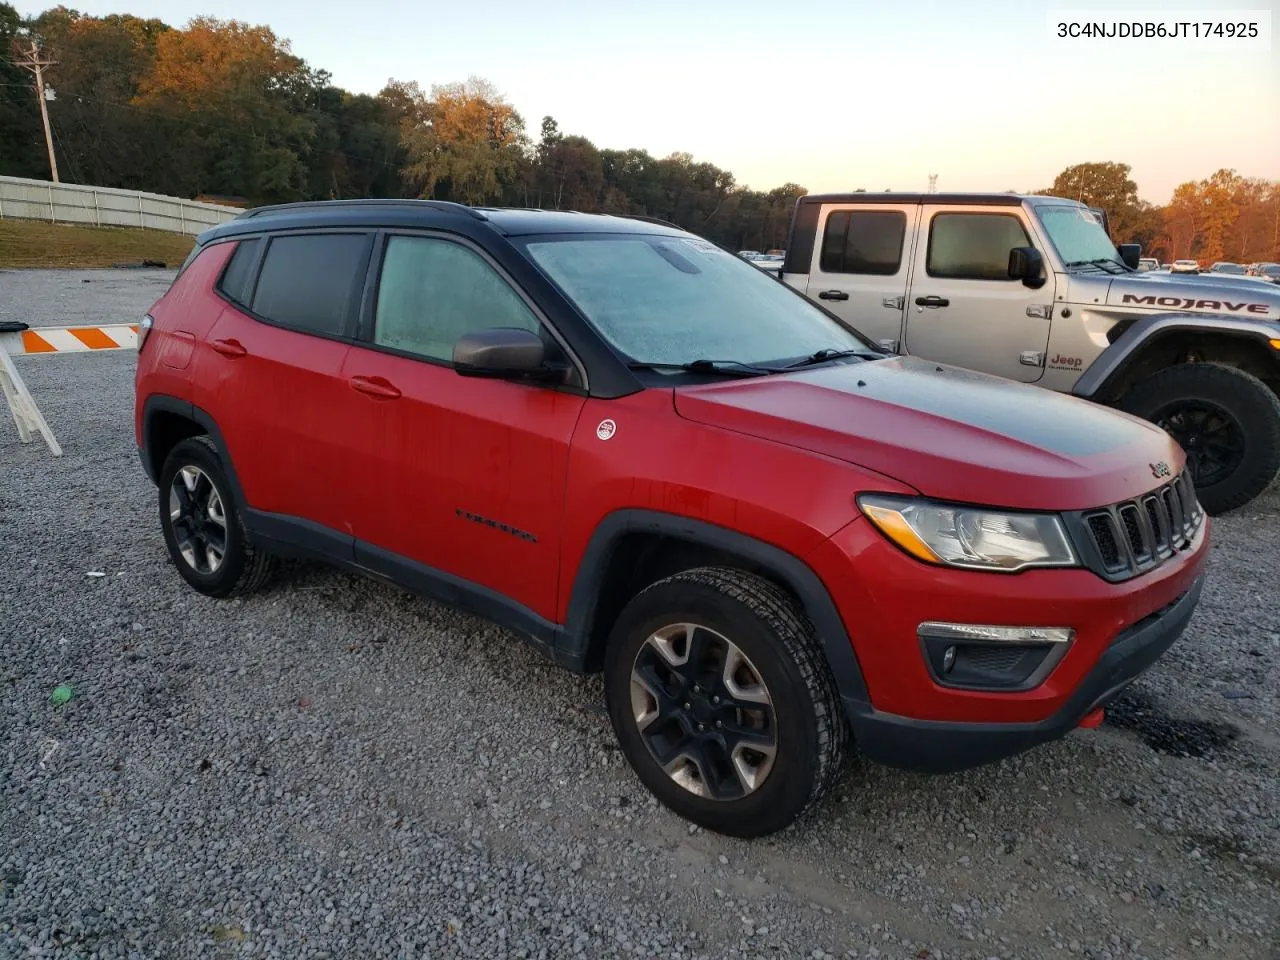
[819,210,906,275]
[250,233,369,336]
[927,213,1030,281]
[216,238,260,306]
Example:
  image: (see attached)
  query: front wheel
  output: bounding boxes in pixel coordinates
[603,566,849,837]
[1118,362,1280,515]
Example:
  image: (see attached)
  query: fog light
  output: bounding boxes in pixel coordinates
[918,622,1075,691]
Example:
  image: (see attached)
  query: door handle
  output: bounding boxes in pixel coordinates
[209,338,246,358]
[914,295,950,308]
[818,290,849,301]
[349,375,401,400]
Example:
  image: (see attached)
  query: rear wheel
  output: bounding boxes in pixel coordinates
[603,566,848,837]
[158,436,274,597]
[1118,362,1280,514]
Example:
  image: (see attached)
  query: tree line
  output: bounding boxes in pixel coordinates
[2,7,1276,262]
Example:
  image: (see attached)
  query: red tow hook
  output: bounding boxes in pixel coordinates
[1078,707,1105,729]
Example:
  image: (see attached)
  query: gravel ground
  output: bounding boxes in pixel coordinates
[2,268,1278,960]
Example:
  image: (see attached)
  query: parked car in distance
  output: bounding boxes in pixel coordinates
[136,199,1213,837]
[1136,257,1159,272]
[1208,261,1248,275]
[1248,262,1280,284]
[778,192,1280,514]
[1170,259,1200,273]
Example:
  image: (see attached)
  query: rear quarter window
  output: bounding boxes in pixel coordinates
[215,238,262,307]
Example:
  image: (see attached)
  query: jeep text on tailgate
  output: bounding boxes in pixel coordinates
[779,192,1280,514]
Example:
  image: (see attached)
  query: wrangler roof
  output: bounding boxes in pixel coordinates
[794,192,1078,207]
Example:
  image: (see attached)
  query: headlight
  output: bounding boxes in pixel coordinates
[857,494,1078,572]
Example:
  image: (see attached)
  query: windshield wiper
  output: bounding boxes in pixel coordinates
[626,359,776,378]
[1065,257,1127,274]
[781,348,881,369]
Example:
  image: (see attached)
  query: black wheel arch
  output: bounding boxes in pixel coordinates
[1073,313,1280,405]
[140,395,248,512]
[557,509,871,713]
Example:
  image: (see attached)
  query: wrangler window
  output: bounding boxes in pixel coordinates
[819,210,906,275]
[926,213,1030,281]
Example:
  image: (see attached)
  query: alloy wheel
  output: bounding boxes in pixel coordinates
[168,465,228,575]
[629,622,777,801]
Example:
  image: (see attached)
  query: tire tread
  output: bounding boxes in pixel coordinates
[625,565,850,823]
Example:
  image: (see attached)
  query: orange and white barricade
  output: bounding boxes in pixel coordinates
[0,321,140,457]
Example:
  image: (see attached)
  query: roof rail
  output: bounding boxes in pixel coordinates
[621,214,685,231]
[235,198,488,221]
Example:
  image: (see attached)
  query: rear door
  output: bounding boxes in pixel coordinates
[902,204,1055,383]
[802,202,917,351]
[192,229,373,540]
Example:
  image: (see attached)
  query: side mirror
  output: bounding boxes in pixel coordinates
[1008,246,1045,287]
[452,327,562,382]
[1116,243,1141,270]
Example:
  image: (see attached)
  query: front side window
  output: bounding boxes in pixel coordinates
[373,235,541,362]
[522,233,872,368]
[927,213,1031,281]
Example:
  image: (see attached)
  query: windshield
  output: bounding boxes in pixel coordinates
[1036,204,1123,266]
[522,234,874,368]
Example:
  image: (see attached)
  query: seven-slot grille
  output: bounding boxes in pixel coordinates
[1078,469,1203,579]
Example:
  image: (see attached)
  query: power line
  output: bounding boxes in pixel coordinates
[13,39,59,181]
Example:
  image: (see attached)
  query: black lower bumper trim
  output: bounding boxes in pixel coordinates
[848,572,1206,773]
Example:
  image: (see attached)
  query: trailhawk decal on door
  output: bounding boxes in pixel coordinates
[1120,294,1271,315]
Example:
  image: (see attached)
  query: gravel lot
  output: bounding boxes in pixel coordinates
[2,268,1278,960]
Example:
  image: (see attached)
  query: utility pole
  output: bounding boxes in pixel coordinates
[927,174,938,193]
[15,39,59,182]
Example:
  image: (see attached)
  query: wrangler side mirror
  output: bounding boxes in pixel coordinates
[1008,247,1045,288]
[1116,244,1142,270]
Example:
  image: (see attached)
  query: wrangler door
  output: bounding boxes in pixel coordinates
[903,204,1056,383]
[802,203,917,351]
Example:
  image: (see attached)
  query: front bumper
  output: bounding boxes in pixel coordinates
[847,571,1206,773]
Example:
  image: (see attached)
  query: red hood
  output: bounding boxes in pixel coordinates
[673,356,1185,511]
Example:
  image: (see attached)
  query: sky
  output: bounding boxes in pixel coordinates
[17,0,1279,204]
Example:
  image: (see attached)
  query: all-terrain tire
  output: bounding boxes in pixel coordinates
[1118,361,1280,515]
[603,566,849,838]
[158,435,274,598]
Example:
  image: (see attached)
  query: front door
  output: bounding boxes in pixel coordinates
[803,203,917,351]
[902,205,1056,383]
[341,232,587,622]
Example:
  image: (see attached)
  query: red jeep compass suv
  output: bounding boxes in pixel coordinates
[135,200,1210,837]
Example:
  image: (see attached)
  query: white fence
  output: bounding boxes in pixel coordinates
[0,175,240,236]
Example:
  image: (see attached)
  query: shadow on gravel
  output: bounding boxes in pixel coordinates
[1104,687,1241,758]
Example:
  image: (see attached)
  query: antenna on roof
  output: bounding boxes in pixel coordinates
[927,174,938,193]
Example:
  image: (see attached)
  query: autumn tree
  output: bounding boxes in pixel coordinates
[396,76,527,205]
[132,16,320,202]
[24,7,168,188]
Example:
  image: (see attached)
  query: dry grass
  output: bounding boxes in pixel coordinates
[0,218,195,269]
